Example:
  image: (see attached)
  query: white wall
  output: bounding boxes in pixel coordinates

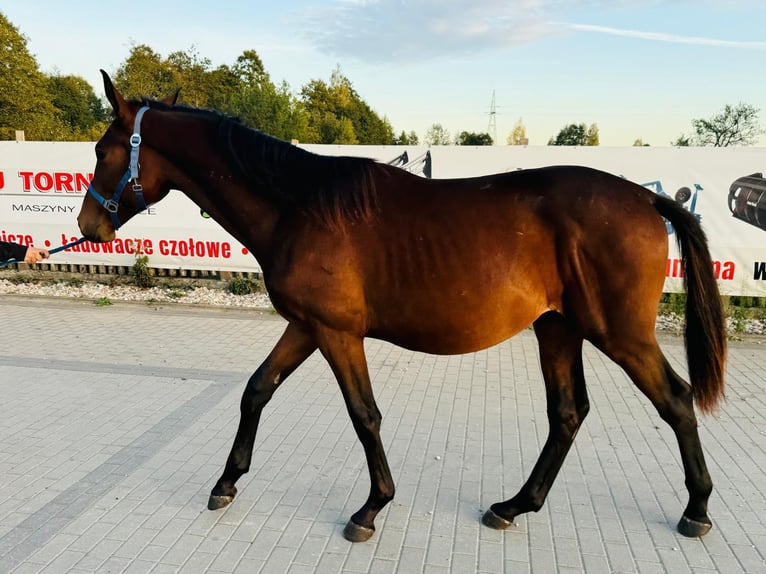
[2,142,765,295]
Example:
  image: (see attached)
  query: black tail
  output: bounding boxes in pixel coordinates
[654,195,726,413]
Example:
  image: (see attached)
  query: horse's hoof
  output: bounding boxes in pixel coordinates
[343,520,375,542]
[207,494,234,511]
[677,515,712,537]
[482,509,513,530]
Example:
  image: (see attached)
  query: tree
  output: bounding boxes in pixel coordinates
[394,130,419,145]
[111,44,310,141]
[165,47,212,108]
[633,138,650,146]
[456,131,493,146]
[299,67,393,144]
[347,101,394,145]
[233,50,268,86]
[203,64,243,111]
[507,118,528,145]
[234,78,309,142]
[0,15,420,144]
[316,68,394,144]
[206,51,309,142]
[676,103,763,147]
[47,74,108,137]
[0,12,59,140]
[113,44,178,101]
[584,123,599,146]
[300,76,356,144]
[548,123,599,146]
[425,123,452,145]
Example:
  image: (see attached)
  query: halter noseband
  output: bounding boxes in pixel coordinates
[87,106,150,230]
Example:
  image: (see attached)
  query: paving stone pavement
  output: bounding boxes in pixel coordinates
[0,296,764,574]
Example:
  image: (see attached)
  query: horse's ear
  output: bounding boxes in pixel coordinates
[100,69,128,119]
[162,88,180,106]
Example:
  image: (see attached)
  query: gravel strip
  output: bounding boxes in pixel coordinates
[0,279,271,308]
[656,312,765,336]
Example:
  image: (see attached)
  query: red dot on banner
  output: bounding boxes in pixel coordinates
[241,247,249,255]
[44,240,51,247]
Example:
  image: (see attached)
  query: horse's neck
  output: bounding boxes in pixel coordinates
[161,148,278,264]
[155,113,284,265]
[184,174,280,265]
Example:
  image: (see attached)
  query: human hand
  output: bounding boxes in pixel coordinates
[24,246,50,264]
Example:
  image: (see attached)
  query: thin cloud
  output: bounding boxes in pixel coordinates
[297,0,766,63]
[565,23,766,49]
[298,0,568,62]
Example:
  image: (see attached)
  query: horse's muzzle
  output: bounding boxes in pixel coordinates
[77,217,115,244]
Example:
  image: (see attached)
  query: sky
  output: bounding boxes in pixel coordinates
[2,0,766,146]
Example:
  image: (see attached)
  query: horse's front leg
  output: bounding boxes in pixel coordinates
[208,322,316,510]
[317,328,394,542]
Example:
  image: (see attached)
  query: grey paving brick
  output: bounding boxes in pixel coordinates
[314,551,346,573]
[177,551,216,573]
[206,538,251,572]
[1,298,764,572]
[160,533,204,566]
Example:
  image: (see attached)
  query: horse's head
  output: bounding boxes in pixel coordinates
[77,71,178,242]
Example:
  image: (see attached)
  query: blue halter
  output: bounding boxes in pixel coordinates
[87,106,150,230]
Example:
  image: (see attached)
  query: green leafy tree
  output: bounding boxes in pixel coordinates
[301,75,355,144]
[676,103,763,147]
[425,123,452,145]
[232,50,296,140]
[548,123,599,146]
[113,44,309,142]
[233,50,268,85]
[113,44,176,100]
[226,51,310,140]
[348,102,394,144]
[47,74,108,137]
[0,12,59,140]
[233,79,309,142]
[394,130,419,144]
[456,131,493,145]
[300,67,393,144]
[203,64,242,111]
[165,47,211,108]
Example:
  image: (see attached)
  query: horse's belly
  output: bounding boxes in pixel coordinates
[368,289,546,355]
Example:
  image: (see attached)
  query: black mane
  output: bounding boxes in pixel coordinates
[141,99,379,228]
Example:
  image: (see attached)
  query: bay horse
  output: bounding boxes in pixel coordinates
[77,71,726,542]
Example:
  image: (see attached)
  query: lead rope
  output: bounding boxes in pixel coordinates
[0,237,87,269]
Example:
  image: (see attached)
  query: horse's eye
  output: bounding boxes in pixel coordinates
[95,148,106,161]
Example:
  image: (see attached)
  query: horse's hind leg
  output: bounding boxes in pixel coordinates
[484,312,589,529]
[208,323,316,510]
[315,328,394,543]
[599,337,713,537]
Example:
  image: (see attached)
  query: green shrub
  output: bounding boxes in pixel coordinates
[131,252,154,288]
[228,276,260,295]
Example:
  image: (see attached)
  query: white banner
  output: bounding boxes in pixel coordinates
[2,142,765,295]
